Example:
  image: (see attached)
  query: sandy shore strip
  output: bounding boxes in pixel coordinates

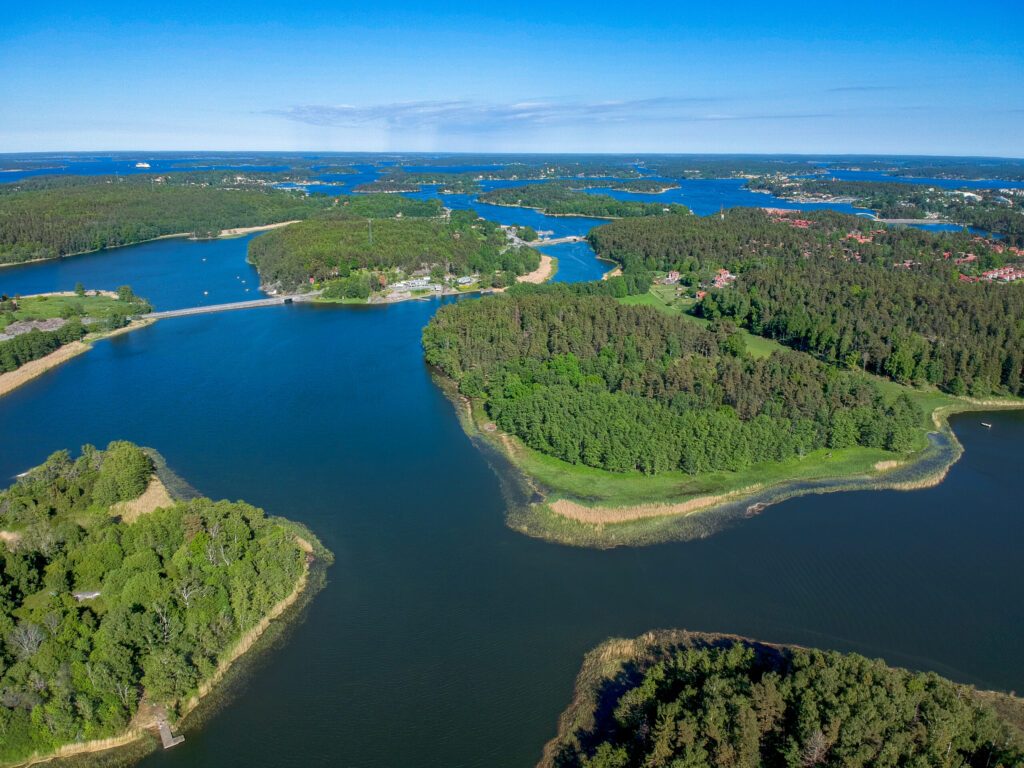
[601,266,622,281]
[549,486,764,525]
[517,254,555,284]
[0,318,153,400]
[0,341,91,398]
[217,220,300,237]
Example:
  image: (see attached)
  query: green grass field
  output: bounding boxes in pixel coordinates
[617,287,786,359]
[1,292,136,332]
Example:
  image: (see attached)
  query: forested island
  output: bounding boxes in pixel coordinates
[478,183,689,218]
[0,174,335,264]
[542,630,1024,768]
[748,176,1024,244]
[1,287,152,395]
[248,207,542,298]
[0,441,329,765]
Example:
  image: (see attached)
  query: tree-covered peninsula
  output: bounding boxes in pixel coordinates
[0,442,328,765]
[589,209,1024,397]
[542,631,1024,768]
[478,183,689,218]
[248,208,540,295]
[0,175,335,264]
[420,285,969,546]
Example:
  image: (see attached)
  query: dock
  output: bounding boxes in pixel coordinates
[156,716,185,749]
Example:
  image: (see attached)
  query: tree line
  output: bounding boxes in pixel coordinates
[249,208,538,291]
[0,175,336,264]
[550,637,1024,768]
[423,290,921,475]
[0,442,308,763]
[588,209,1024,396]
[478,183,689,218]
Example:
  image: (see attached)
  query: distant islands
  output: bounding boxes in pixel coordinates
[477,183,688,218]
[747,176,1024,244]
[0,441,330,766]
[542,630,1024,768]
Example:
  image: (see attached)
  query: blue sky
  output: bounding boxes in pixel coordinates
[1,0,1022,155]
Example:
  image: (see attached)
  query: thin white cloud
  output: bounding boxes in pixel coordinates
[266,98,741,130]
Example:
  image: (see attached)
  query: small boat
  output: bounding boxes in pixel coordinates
[981,422,992,428]
[135,162,151,168]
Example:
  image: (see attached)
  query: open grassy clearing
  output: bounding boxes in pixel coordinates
[0,292,135,332]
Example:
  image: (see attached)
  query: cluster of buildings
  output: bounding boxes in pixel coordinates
[763,209,812,228]
[980,266,1024,283]
[712,268,736,287]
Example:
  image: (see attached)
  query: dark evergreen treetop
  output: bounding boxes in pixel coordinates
[424,289,921,475]
[546,633,1024,768]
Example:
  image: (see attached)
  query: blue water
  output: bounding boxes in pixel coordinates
[1,157,1023,767]
[1,235,264,311]
[0,231,1022,768]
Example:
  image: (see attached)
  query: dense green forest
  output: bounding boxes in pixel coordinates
[547,633,1024,768]
[249,209,538,290]
[423,289,920,475]
[0,442,314,763]
[748,177,1024,244]
[0,175,335,264]
[478,183,689,218]
[588,209,1024,395]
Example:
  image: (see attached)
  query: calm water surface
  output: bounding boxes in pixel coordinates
[0,187,1022,768]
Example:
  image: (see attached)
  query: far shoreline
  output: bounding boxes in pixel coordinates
[0,220,301,271]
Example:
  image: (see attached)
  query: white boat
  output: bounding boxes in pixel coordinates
[135,162,151,168]
[981,422,992,428]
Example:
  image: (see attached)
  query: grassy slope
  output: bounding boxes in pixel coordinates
[0,293,135,332]
[618,286,785,359]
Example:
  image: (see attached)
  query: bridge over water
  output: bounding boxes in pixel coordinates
[146,294,315,320]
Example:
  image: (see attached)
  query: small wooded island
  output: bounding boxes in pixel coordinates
[478,182,688,218]
[0,442,329,766]
[424,208,1024,547]
[542,631,1024,768]
[248,202,546,299]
